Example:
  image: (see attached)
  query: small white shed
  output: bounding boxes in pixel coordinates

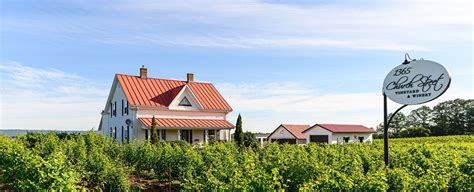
[303,124,376,144]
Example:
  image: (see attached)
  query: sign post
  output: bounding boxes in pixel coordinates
[382,54,451,165]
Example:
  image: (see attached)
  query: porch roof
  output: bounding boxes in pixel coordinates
[138,118,234,129]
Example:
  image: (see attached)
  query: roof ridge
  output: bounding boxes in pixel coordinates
[139,117,227,120]
[282,124,310,126]
[115,73,213,84]
[319,123,365,126]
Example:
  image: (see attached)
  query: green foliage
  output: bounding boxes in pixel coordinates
[242,131,259,149]
[234,114,243,147]
[388,112,407,133]
[431,99,474,135]
[0,133,129,191]
[406,106,433,128]
[398,127,431,138]
[150,115,159,144]
[1,133,473,191]
[381,99,474,137]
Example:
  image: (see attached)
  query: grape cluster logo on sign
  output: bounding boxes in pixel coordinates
[383,59,451,105]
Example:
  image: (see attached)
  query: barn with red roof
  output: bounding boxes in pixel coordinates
[267,123,376,145]
[303,124,376,144]
[98,66,234,144]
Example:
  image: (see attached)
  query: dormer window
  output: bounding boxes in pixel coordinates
[178,97,192,106]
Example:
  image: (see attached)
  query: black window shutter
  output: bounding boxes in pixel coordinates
[126,101,129,115]
[121,126,124,143]
[114,101,117,116]
[127,126,130,143]
[114,127,117,139]
[110,102,113,118]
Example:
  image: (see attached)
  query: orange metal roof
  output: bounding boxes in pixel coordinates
[303,124,375,133]
[278,124,311,139]
[139,118,234,129]
[116,74,232,111]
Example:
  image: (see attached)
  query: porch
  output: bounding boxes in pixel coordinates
[138,118,234,144]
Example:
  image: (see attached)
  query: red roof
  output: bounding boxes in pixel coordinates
[116,74,232,111]
[280,124,311,139]
[304,124,375,133]
[138,118,234,129]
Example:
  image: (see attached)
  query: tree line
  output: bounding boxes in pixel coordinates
[376,98,474,138]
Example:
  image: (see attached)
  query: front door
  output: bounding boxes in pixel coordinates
[181,130,193,143]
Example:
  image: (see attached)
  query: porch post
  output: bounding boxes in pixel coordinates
[178,129,181,141]
[204,130,208,143]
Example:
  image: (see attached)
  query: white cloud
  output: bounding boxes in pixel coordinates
[2,0,471,51]
[0,62,108,130]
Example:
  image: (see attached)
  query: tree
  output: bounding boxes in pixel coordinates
[431,99,474,135]
[234,114,243,147]
[397,127,431,138]
[406,106,432,128]
[150,116,159,144]
[375,123,384,133]
[242,132,259,149]
[387,112,407,134]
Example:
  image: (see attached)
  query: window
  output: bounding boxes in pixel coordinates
[125,126,130,143]
[145,129,149,140]
[121,99,124,116]
[113,101,117,117]
[160,130,166,140]
[358,136,364,143]
[178,97,192,106]
[109,127,113,137]
[121,126,124,143]
[208,130,216,140]
[125,101,129,115]
[181,130,193,143]
[343,137,350,143]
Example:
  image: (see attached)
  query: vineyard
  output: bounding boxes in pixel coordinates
[0,133,472,191]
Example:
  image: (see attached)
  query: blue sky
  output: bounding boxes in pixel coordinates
[0,0,472,132]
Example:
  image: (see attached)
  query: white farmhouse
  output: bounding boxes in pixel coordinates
[267,124,311,144]
[303,124,375,144]
[98,66,234,144]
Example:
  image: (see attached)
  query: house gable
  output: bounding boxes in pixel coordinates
[168,85,203,111]
[304,125,333,135]
[268,125,297,139]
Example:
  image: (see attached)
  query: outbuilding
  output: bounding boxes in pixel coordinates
[303,124,375,144]
[267,124,310,144]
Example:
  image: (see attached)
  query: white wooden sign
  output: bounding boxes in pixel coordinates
[383,59,451,105]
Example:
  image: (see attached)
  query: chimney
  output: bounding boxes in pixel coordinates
[186,73,194,83]
[140,65,147,78]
